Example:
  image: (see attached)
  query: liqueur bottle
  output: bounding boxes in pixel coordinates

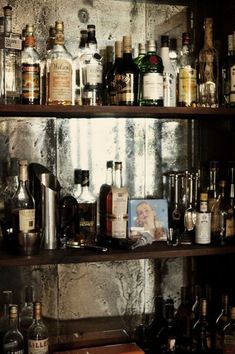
[114,35,140,106]
[46,20,73,105]
[77,170,97,245]
[215,294,230,354]
[192,299,212,353]
[11,160,35,236]
[0,290,13,352]
[195,192,211,245]
[198,17,219,107]
[178,32,197,107]
[223,307,235,354]
[160,35,176,107]
[3,305,24,354]
[27,302,49,354]
[99,161,114,237]
[21,24,40,104]
[139,39,164,106]
[106,41,123,105]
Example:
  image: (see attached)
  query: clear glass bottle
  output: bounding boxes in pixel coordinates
[0,290,13,352]
[178,32,197,107]
[139,39,164,106]
[46,20,73,105]
[105,41,122,106]
[160,35,176,107]
[114,35,140,106]
[20,285,34,345]
[223,306,235,354]
[77,170,97,245]
[11,160,35,236]
[21,24,40,104]
[27,302,48,354]
[182,173,196,244]
[195,192,211,245]
[208,160,219,211]
[169,38,179,74]
[168,173,184,242]
[198,17,219,107]
[3,305,24,354]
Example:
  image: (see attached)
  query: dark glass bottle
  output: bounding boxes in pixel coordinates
[192,298,212,353]
[27,302,48,354]
[176,286,193,353]
[20,285,34,353]
[0,290,13,352]
[215,294,230,354]
[106,41,123,105]
[223,307,235,354]
[114,35,140,106]
[148,295,166,354]
[3,305,24,354]
[191,284,202,326]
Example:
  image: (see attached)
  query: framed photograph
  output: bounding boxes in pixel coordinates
[128,199,169,242]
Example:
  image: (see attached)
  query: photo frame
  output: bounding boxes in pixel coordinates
[128,199,169,242]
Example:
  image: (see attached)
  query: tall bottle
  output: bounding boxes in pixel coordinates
[11,160,35,237]
[192,298,212,353]
[208,161,219,211]
[77,170,97,245]
[0,290,13,352]
[27,302,49,354]
[73,29,87,106]
[160,35,176,107]
[229,33,235,107]
[46,21,73,105]
[198,17,219,107]
[106,41,123,105]
[176,286,193,353]
[21,24,40,104]
[169,38,179,74]
[221,34,233,107]
[195,192,211,245]
[114,35,139,106]
[182,173,196,244]
[3,305,24,354]
[20,285,34,348]
[178,32,197,107]
[148,295,166,354]
[168,173,184,242]
[223,306,235,354]
[139,39,164,106]
[215,294,230,354]
[99,161,114,237]
[106,162,128,240]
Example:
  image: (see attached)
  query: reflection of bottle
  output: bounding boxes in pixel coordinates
[27,302,48,354]
[0,290,13,352]
[195,192,211,245]
[3,305,24,354]
[99,161,114,237]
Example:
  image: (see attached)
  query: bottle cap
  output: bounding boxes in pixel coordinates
[123,35,132,53]
[106,161,114,169]
[138,43,146,54]
[200,192,208,201]
[170,38,177,50]
[55,21,64,32]
[115,161,122,170]
[161,35,169,47]
[87,24,95,30]
[147,39,156,52]
[3,5,12,16]
[74,169,82,184]
[182,32,191,45]
[115,41,122,58]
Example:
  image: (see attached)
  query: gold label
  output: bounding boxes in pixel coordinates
[110,186,128,217]
[28,338,49,354]
[49,58,72,103]
[19,209,35,232]
[115,73,135,103]
[179,67,197,105]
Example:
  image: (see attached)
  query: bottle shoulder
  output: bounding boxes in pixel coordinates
[28,320,48,339]
[22,47,40,63]
[47,44,73,61]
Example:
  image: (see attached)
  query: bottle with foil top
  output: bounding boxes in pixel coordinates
[3,305,24,354]
[27,302,49,354]
[195,192,211,245]
[46,20,73,105]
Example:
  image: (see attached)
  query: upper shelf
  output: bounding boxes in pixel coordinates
[0,104,235,119]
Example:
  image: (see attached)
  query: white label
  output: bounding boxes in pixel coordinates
[179,66,197,105]
[111,187,128,217]
[195,212,211,244]
[143,73,163,100]
[110,218,127,239]
[85,63,102,84]
[163,71,176,106]
[49,58,72,102]
[19,209,35,232]
[4,36,22,50]
[28,338,49,354]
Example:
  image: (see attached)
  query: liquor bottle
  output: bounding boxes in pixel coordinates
[229,32,235,107]
[176,286,193,353]
[0,290,13,352]
[134,43,146,69]
[106,41,123,105]
[21,24,40,104]
[182,173,196,244]
[169,38,179,74]
[226,162,235,241]
[192,298,212,353]
[46,20,73,105]
[198,17,219,107]
[195,192,211,245]
[20,285,34,346]
[160,35,176,107]
[148,295,166,354]
[168,173,184,241]
[77,170,97,245]
[139,39,164,106]
[178,32,197,107]
[106,162,128,240]
[27,302,48,354]
[221,34,233,107]
[80,24,103,106]
[73,168,82,199]
[73,30,87,106]
[114,35,140,106]
[1,5,22,104]
[215,294,230,354]
[223,307,235,354]
[11,160,35,236]
[3,305,24,354]
[208,161,219,211]
[99,161,114,237]
[191,284,202,325]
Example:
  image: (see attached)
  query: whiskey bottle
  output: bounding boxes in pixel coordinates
[178,32,197,107]
[3,305,24,354]
[139,39,164,106]
[27,302,48,354]
[11,160,35,236]
[77,170,97,245]
[21,24,40,104]
[99,161,114,237]
[215,294,230,354]
[160,35,176,107]
[106,41,123,105]
[195,192,211,245]
[0,290,13,352]
[198,17,219,107]
[223,307,235,354]
[47,21,73,105]
[114,35,140,106]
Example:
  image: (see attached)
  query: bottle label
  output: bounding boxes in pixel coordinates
[143,73,163,100]
[179,67,197,105]
[85,63,102,85]
[115,73,135,103]
[28,338,49,354]
[107,218,127,238]
[19,209,35,232]
[22,63,40,100]
[163,72,176,106]
[195,212,211,244]
[108,186,128,217]
[226,216,235,237]
[49,58,72,103]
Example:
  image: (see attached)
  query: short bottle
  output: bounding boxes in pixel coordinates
[195,192,211,245]
[139,39,164,106]
[3,305,24,354]
[27,302,49,354]
[21,24,40,104]
[160,35,176,107]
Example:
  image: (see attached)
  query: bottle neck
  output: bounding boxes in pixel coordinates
[204,20,213,49]
[114,169,122,188]
[9,317,18,331]
[106,167,113,186]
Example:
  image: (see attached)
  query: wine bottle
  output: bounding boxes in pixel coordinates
[195,192,211,245]
[106,41,123,105]
[160,35,176,107]
[27,302,49,354]
[0,290,13,352]
[3,305,24,354]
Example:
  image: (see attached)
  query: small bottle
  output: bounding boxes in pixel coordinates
[229,33,235,107]
[11,160,35,236]
[0,290,13,352]
[99,161,114,237]
[139,39,164,106]
[195,192,211,245]
[106,41,123,105]
[20,285,34,345]
[47,21,73,105]
[134,43,146,69]
[27,302,49,354]
[21,24,40,104]
[114,35,140,106]
[3,305,24,354]
[223,306,235,354]
[77,170,97,245]
[215,294,230,354]
[198,17,219,107]
[178,32,197,107]
[192,299,212,353]
[160,35,176,107]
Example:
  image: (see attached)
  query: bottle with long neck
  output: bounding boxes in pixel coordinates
[20,285,34,347]
[99,161,114,237]
[160,35,176,107]
[192,299,212,353]
[215,294,230,354]
[183,173,196,244]
[223,307,235,354]
[148,295,166,354]
[208,161,219,211]
[0,290,13,352]
[198,17,219,107]
[176,286,193,353]
[3,305,24,354]
[106,41,123,105]
[134,43,146,69]
[27,302,49,354]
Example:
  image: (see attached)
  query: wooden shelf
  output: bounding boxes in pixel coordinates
[0,242,235,267]
[0,104,235,119]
